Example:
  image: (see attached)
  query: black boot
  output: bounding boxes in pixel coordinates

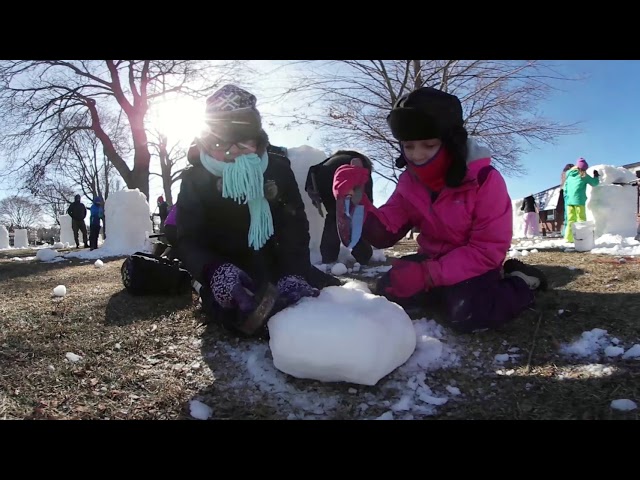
[503,259,548,291]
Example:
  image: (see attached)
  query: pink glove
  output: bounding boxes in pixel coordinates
[332,163,371,199]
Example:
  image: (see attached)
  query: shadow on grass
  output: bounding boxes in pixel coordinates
[0,254,126,284]
[104,289,193,326]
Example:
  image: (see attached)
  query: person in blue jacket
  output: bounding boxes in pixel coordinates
[89,195,104,250]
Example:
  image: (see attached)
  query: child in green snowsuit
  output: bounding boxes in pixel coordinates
[563,158,599,243]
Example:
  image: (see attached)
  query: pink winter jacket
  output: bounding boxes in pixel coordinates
[363,138,512,288]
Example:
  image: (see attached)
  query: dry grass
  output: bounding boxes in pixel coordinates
[1,242,639,420]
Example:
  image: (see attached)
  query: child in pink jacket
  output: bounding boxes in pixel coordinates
[333,87,547,333]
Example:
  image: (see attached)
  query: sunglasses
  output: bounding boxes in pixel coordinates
[197,135,257,155]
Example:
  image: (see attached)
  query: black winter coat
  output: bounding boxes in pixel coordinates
[175,145,335,289]
[67,201,87,221]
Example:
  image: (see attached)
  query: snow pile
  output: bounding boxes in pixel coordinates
[510,234,640,256]
[59,214,76,246]
[511,237,569,251]
[590,235,640,256]
[512,198,526,239]
[65,189,153,260]
[585,165,637,238]
[587,164,637,185]
[36,248,58,262]
[379,319,461,418]
[287,146,330,265]
[0,225,9,249]
[221,341,343,417]
[220,313,460,419]
[560,328,639,360]
[14,229,28,248]
[268,281,416,386]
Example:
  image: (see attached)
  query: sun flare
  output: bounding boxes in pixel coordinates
[147,97,207,146]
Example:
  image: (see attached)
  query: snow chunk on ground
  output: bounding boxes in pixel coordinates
[446,386,461,396]
[376,411,394,420]
[53,285,67,297]
[331,263,348,276]
[610,399,637,411]
[65,352,81,362]
[604,346,625,357]
[268,284,416,386]
[560,328,611,359]
[622,344,640,359]
[189,400,213,419]
[371,249,387,262]
[36,248,59,262]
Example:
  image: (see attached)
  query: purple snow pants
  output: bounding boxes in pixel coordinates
[375,254,535,333]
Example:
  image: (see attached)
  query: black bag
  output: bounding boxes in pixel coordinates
[121,252,192,295]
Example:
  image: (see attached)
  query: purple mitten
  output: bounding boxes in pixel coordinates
[208,263,257,313]
[277,275,320,308]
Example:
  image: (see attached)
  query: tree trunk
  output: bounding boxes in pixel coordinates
[130,163,150,200]
[158,134,174,205]
[128,113,151,200]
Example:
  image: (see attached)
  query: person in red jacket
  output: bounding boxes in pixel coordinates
[332,87,547,332]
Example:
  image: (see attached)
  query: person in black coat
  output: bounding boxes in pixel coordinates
[305,150,374,265]
[66,194,89,248]
[175,84,339,334]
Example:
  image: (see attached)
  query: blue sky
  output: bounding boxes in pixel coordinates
[501,60,640,200]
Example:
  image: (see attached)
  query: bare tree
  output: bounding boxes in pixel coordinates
[277,60,583,182]
[0,60,246,199]
[0,195,42,229]
[63,127,125,203]
[147,129,187,206]
[32,180,75,226]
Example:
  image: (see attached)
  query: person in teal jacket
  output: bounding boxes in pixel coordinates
[563,158,599,243]
[560,163,574,237]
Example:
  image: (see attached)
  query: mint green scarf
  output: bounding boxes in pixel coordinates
[200,150,274,250]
